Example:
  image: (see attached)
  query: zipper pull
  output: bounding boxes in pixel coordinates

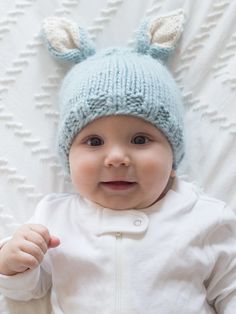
[116,232,122,239]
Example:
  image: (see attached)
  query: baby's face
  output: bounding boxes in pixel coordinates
[69,115,174,210]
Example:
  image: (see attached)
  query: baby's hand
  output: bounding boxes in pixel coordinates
[0,224,60,276]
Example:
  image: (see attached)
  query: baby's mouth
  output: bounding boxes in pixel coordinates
[100,181,137,190]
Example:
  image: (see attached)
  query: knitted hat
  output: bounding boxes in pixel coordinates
[42,10,185,172]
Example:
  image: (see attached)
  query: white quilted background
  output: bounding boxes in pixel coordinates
[1,0,236,313]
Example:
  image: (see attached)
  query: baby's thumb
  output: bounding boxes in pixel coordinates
[48,235,60,248]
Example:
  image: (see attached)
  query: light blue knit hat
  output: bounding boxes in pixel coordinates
[42,10,185,172]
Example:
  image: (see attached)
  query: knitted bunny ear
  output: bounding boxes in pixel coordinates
[42,16,96,63]
[135,9,185,61]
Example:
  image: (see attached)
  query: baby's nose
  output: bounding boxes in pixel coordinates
[104,147,131,167]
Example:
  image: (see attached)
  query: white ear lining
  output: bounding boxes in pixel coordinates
[42,17,80,53]
[149,9,185,48]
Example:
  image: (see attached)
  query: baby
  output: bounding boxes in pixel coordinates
[0,10,236,314]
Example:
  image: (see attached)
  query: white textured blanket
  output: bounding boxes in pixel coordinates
[1,0,236,312]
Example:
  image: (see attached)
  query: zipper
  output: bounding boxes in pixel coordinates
[115,232,122,314]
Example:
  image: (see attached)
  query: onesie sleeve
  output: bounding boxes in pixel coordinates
[205,206,236,313]
[0,265,51,301]
[0,195,54,301]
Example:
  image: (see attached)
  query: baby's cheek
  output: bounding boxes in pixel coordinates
[71,160,100,190]
[141,159,171,185]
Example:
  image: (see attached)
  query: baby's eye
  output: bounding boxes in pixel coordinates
[86,136,104,146]
[132,135,149,145]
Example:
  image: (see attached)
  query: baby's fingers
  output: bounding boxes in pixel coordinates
[25,224,60,250]
[13,251,40,272]
[48,235,60,248]
[4,249,41,275]
[24,230,48,254]
[24,224,51,247]
[19,240,45,266]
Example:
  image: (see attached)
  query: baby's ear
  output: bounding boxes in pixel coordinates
[135,9,185,61]
[42,16,96,63]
